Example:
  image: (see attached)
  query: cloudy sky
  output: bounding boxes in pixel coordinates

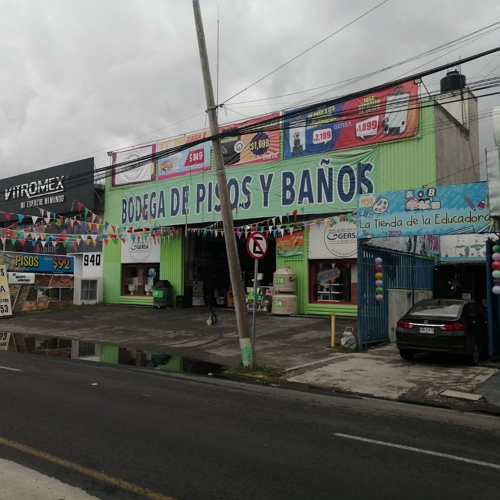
[1,0,499,180]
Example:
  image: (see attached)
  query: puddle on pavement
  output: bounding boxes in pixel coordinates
[0,332,223,376]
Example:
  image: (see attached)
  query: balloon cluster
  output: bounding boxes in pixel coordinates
[375,257,384,302]
[492,244,500,295]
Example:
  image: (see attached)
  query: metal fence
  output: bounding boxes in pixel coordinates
[358,243,434,348]
[486,239,500,356]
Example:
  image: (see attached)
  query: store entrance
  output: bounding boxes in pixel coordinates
[434,264,487,307]
[186,231,276,308]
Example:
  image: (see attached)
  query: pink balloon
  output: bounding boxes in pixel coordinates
[493,286,500,295]
[375,294,384,301]
[375,265,383,272]
[493,253,500,262]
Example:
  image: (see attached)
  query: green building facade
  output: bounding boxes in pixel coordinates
[102,101,444,317]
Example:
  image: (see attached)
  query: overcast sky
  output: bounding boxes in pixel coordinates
[1,0,499,180]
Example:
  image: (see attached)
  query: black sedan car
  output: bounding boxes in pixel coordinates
[396,299,487,365]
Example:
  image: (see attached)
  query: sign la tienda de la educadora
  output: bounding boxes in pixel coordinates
[356,182,495,239]
[120,150,377,226]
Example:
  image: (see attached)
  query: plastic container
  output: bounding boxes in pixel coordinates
[271,293,298,315]
[152,280,174,308]
[272,267,296,293]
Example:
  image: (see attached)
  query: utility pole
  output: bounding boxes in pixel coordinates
[192,0,252,367]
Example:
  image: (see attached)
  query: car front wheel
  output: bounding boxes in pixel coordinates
[399,349,415,360]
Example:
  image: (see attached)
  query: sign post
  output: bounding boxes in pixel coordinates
[246,232,269,369]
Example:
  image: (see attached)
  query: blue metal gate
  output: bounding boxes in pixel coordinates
[358,243,434,348]
[486,239,500,356]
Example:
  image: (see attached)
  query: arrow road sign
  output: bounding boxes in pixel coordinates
[246,232,268,260]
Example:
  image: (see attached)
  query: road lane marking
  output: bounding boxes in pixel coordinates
[0,366,21,372]
[333,433,500,471]
[0,436,177,500]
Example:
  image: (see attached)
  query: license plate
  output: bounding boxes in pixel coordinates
[419,327,434,334]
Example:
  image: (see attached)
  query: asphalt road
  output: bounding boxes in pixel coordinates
[1,353,500,500]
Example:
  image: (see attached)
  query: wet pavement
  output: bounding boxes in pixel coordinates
[1,304,355,370]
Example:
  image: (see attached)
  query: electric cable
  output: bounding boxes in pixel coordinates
[221,0,390,105]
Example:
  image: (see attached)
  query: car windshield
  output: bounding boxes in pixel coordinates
[408,302,461,319]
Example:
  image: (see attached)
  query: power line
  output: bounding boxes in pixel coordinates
[228,21,500,107]
[221,0,390,105]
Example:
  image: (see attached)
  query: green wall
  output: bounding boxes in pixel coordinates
[160,236,184,297]
[103,238,121,304]
[100,345,119,364]
[373,103,436,190]
[158,356,183,372]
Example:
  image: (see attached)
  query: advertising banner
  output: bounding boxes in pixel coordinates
[363,235,439,256]
[219,113,281,167]
[112,144,156,186]
[277,231,304,257]
[309,219,357,259]
[0,158,95,221]
[439,233,491,262]
[0,265,13,318]
[284,82,419,158]
[2,254,75,274]
[357,182,494,238]
[8,272,35,284]
[120,149,377,227]
[157,132,211,180]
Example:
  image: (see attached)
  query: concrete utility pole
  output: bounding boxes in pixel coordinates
[192,0,252,367]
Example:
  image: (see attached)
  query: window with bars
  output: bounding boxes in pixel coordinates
[81,280,98,301]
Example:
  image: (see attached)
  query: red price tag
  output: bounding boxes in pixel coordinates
[184,148,205,167]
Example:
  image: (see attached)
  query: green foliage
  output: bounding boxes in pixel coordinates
[223,363,283,378]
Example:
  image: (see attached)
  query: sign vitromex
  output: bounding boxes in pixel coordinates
[5,176,65,208]
[0,158,95,219]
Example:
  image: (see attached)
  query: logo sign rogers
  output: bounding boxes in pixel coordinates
[323,220,357,258]
[121,239,160,264]
[129,243,152,262]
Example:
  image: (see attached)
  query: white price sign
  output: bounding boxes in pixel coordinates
[312,128,332,145]
[355,115,379,140]
[0,332,11,351]
[0,265,13,318]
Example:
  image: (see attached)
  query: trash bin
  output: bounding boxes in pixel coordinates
[152,280,174,309]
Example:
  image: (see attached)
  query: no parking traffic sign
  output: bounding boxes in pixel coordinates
[246,232,268,260]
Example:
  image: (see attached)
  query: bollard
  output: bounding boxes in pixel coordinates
[330,313,336,348]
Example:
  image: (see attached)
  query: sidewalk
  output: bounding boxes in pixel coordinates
[0,458,98,499]
[3,304,353,369]
[285,344,500,411]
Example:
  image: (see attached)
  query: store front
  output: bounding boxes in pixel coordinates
[434,233,490,306]
[356,181,495,347]
[120,239,161,301]
[103,78,481,316]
